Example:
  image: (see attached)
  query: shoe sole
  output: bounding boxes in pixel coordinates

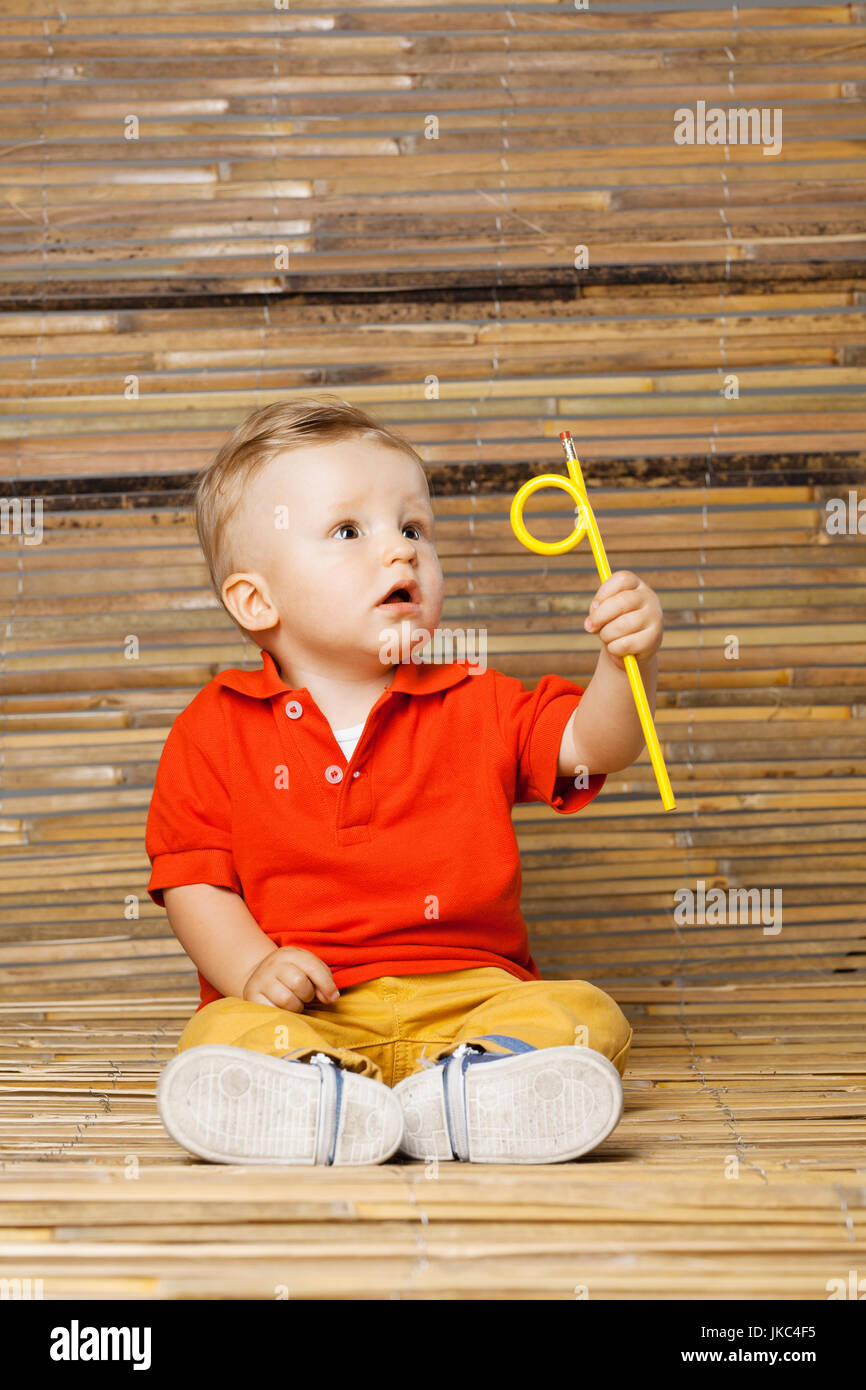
[394,1044,624,1163]
[157,1044,404,1166]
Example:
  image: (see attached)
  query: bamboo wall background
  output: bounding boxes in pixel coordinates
[0,0,864,1300]
[1,0,864,1001]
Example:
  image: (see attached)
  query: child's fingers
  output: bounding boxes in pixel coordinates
[297,953,340,1002]
[586,590,643,631]
[594,609,648,644]
[314,978,340,1003]
[312,976,340,1004]
[590,570,639,610]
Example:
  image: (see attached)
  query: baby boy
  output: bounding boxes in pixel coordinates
[147,395,664,1167]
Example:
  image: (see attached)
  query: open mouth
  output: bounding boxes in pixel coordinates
[377,584,420,609]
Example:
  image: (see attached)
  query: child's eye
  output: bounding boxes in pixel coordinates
[334,522,428,540]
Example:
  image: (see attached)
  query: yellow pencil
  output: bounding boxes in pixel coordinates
[509,431,676,811]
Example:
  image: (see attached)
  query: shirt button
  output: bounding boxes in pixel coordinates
[325,765,343,784]
[353,771,360,778]
[285,700,303,719]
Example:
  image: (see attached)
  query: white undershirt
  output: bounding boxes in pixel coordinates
[330,721,365,761]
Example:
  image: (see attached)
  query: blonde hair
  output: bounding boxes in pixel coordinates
[194,394,426,616]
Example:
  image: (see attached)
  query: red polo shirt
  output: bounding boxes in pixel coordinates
[146,650,606,1011]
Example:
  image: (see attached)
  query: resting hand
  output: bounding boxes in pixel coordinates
[242,946,340,1011]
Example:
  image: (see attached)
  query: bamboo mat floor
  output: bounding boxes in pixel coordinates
[0,984,863,1300]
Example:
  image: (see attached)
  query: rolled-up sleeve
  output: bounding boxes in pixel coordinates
[145,714,241,907]
[490,669,606,814]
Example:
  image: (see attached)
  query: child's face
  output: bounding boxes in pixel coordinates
[224,434,445,671]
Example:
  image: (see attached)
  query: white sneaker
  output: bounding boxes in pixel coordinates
[157,1044,404,1166]
[393,1038,624,1164]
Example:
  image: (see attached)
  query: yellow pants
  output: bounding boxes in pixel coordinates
[176,967,633,1089]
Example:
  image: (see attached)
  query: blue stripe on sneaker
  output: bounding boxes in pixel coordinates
[468,1033,537,1056]
[441,1055,457,1158]
[328,1061,343,1167]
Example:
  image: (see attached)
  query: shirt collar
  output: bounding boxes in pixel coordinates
[212,646,475,700]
